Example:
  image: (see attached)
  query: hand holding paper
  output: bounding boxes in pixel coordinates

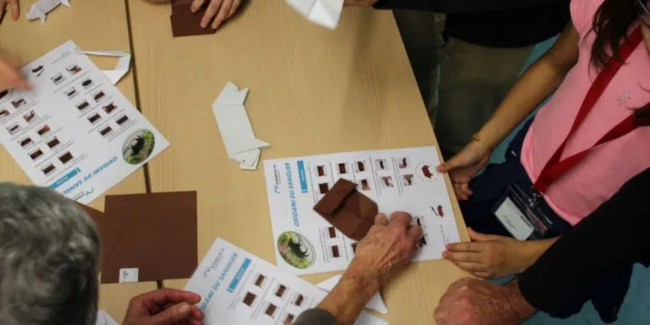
[121,289,204,325]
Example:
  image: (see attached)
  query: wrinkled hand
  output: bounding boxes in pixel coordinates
[435,278,536,325]
[343,0,379,6]
[1,0,20,22]
[347,212,423,287]
[0,51,30,92]
[191,0,241,30]
[443,228,538,279]
[436,140,491,201]
[123,288,205,325]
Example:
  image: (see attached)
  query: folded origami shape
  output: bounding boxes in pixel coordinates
[314,178,378,241]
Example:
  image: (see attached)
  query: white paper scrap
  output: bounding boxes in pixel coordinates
[317,275,389,315]
[212,82,269,170]
[26,0,70,24]
[95,311,119,325]
[77,50,132,85]
[286,0,344,30]
[119,268,139,283]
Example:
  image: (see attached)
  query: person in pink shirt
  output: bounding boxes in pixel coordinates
[435,0,650,320]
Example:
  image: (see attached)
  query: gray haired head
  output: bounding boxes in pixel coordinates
[0,183,99,325]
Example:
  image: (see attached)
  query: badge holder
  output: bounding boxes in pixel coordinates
[492,183,553,240]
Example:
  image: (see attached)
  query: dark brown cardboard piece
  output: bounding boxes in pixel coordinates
[100,191,198,283]
[170,0,217,37]
[313,178,378,241]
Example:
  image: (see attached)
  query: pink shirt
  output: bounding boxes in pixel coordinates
[520,0,650,225]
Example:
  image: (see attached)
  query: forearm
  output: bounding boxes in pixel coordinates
[316,268,379,324]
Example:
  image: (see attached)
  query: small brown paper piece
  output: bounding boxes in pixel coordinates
[314,179,378,241]
[170,0,217,38]
[99,191,198,284]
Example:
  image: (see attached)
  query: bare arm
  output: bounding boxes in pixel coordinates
[477,23,580,148]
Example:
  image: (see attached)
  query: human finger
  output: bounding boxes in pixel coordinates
[443,250,483,263]
[0,60,29,91]
[459,183,473,196]
[408,224,423,241]
[227,0,241,17]
[140,289,201,311]
[148,302,193,325]
[452,183,469,201]
[374,213,388,226]
[388,211,412,228]
[201,0,223,28]
[450,260,484,273]
[211,0,232,29]
[446,242,482,252]
[473,271,491,279]
[468,228,501,242]
[9,0,18,20]
[191,0,207,12]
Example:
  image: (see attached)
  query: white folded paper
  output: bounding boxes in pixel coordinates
[317,275,389,315]
[76,50,132,85]
[212,82,269,170]
[95,311,118,325]
[286,0,344,30]
[26,0,70,24]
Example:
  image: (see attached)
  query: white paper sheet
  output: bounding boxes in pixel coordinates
[0,41,170,204]
[185,238,328,325]
[263,147,461,275]
[95,310,119,325]
[317,275,388,315]
[26,0,70,24]
[186,238,389,325]
[77,50,131,85]
[212,82,269,170]
[286,0,344,30]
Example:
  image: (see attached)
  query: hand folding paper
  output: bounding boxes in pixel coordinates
[170,0,217,37]
[314,178,378,241]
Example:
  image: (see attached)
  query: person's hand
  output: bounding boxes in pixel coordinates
[0,51,30,92]
[443,228,542,279]
[191,0,241,30]
[315,212,422,324]
[437,139,492,201]
[343,0,379,6]
[347,212,423,287]
[1,0,20,22]
[123,288,205,325]
[434,278,536,325]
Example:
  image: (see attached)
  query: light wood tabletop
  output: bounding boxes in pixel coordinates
[0,0,155,321]
[127,0,470,323]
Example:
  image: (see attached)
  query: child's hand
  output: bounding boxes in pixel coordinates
[0,51,30,92]
[443,228,545,279]
[191,0,241,30]
[1,0,20,22]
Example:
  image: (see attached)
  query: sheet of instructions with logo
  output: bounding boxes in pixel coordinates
[186,238,328,325]
[0,41,169,204]
[263,146,461,275]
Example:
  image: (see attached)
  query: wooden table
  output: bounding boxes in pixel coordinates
[0,0,155,321]
[127,0,470,323]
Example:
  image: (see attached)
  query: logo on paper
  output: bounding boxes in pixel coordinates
[122,129,156,165]
[277,231,315,269]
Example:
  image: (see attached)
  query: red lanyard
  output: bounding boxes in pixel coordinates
[533,27,643,194]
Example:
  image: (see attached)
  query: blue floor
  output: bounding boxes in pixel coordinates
[489,38,650,324]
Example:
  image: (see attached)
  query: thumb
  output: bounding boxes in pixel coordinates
[148,302,192,325]
[437,153,467,173]
[468,228,498,242]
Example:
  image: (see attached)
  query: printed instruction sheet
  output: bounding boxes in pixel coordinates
[263,146,461,275]
[0,41,169,204]
[185,238,328,325]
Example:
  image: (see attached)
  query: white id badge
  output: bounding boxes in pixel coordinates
[493,183,551,240]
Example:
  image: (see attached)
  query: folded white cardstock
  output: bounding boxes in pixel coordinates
[76,50,131,85]
[286,0,344,30]
[212,82,269,170]
[26,0,70,24]
[95,311,118,325]
[317,275,389,315]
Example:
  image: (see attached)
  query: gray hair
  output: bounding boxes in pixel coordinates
[0,183,99,325]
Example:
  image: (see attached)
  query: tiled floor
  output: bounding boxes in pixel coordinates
[490,39,650,325]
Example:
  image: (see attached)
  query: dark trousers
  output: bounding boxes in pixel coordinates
[459,121,631,323]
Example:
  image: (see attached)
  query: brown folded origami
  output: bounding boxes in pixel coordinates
[170,0,217,38]
[314,179,378,241]
[99,191,198,284]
